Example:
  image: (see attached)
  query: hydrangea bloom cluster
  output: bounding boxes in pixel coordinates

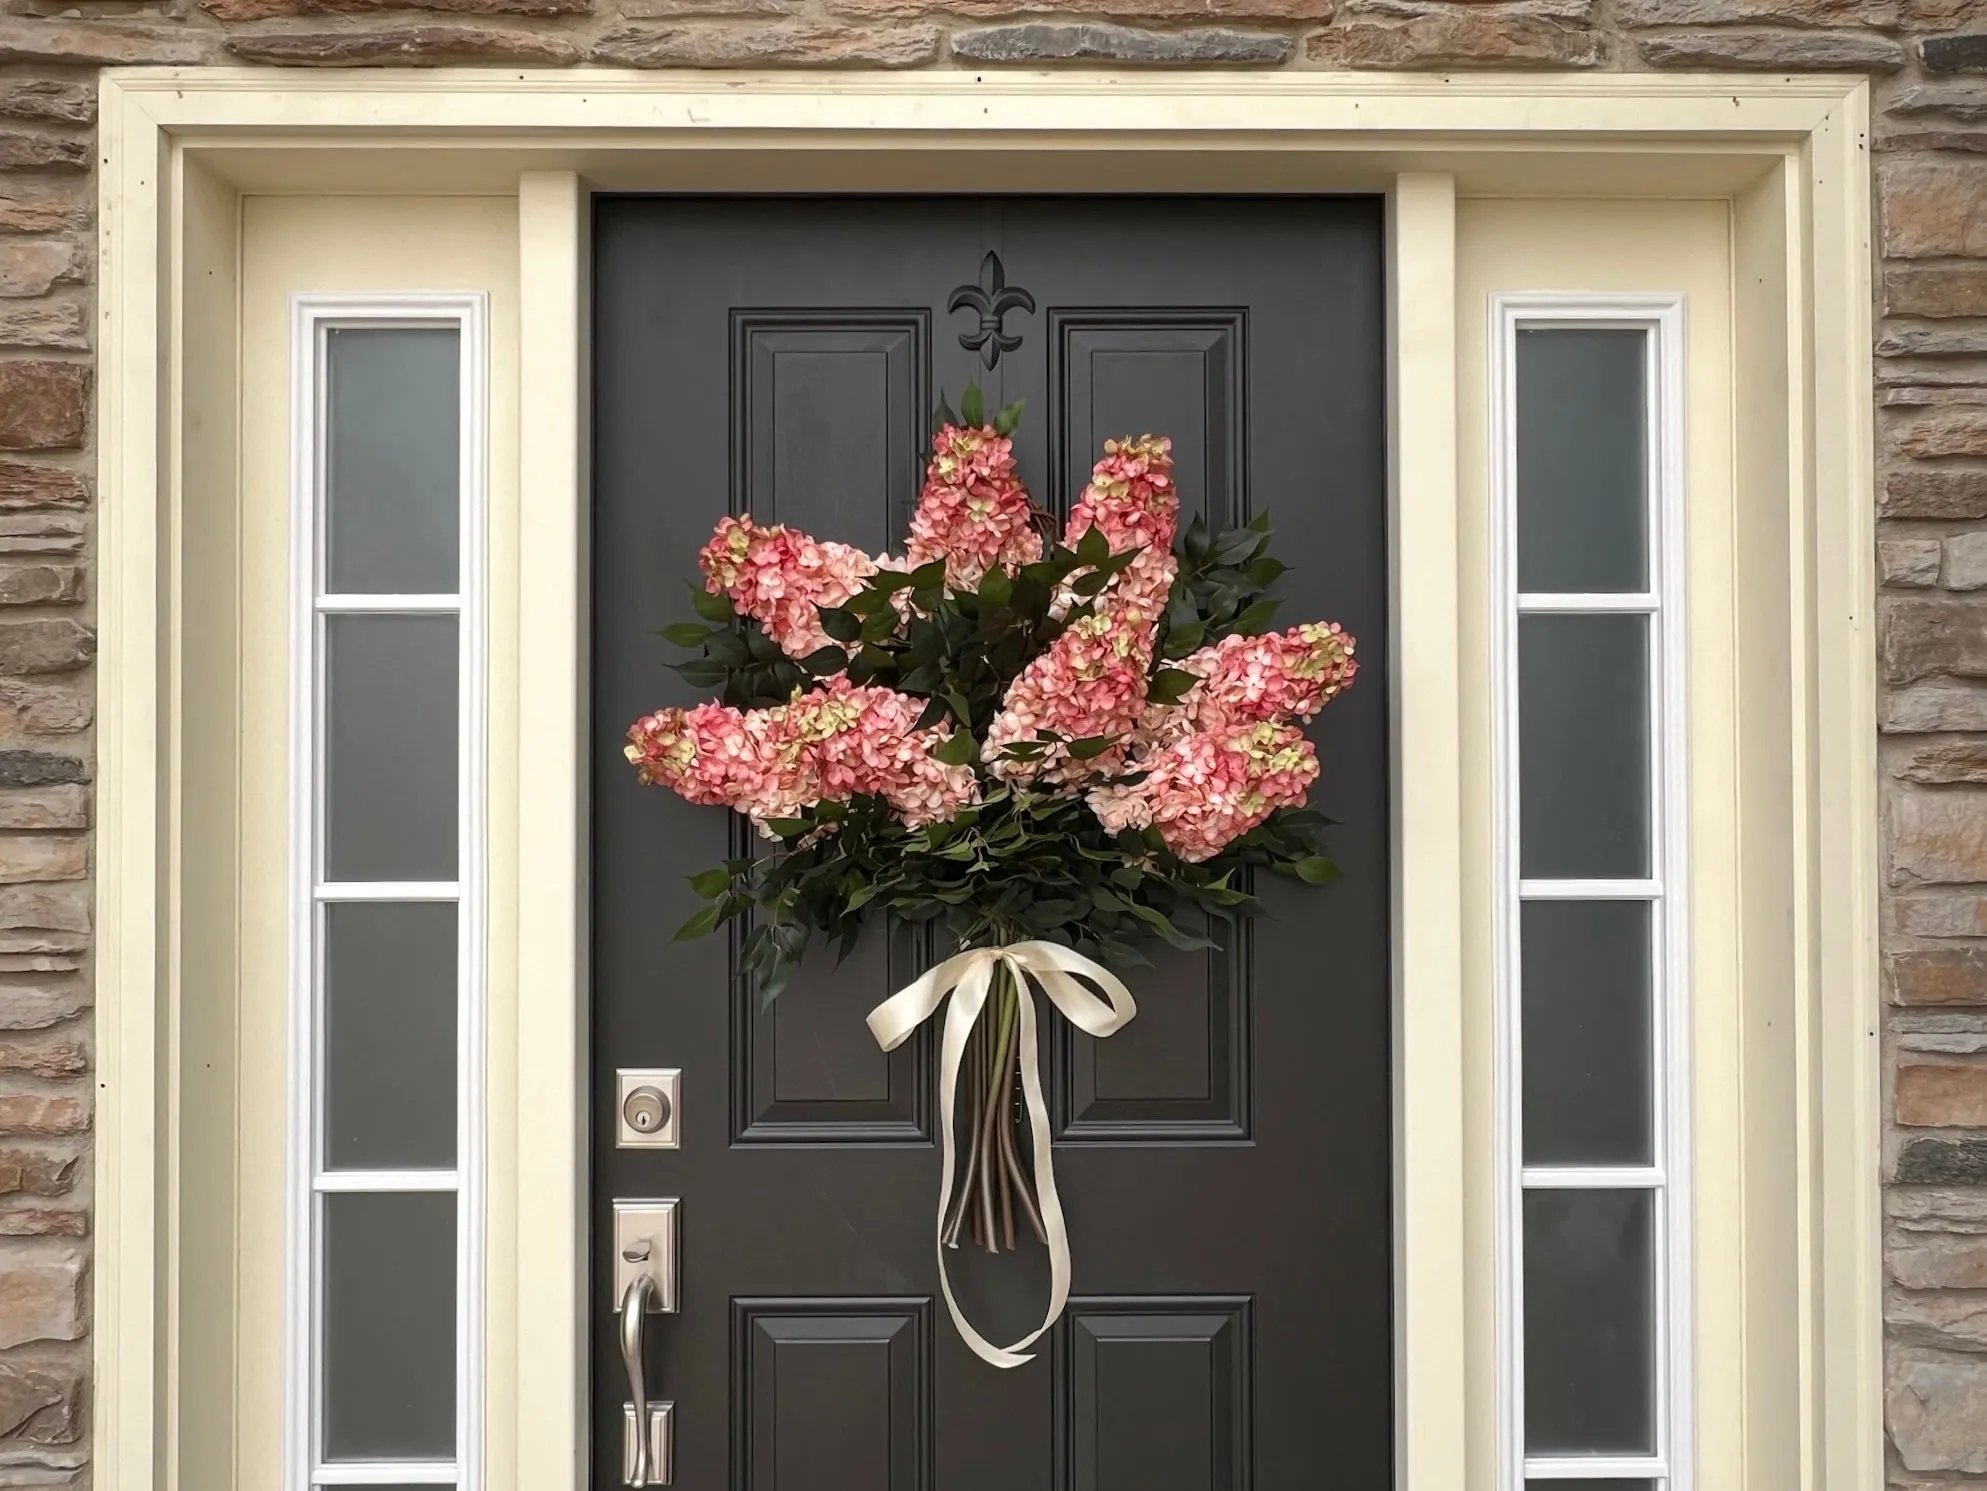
[699,514,881,660]
[634,422,1357,867]
[626,676,977,832]
[981,596,1164,782]
[1141,621,1359,745]
[1059,434,1181,615]
[1088,721,1321,863]
[905,424,1044,590]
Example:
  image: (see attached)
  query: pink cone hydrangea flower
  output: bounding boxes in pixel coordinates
[983,590,1164,782]
[1143,621,1359,744]
[1087,721,1320,863]
[699,514,881,661]
[626,677,977,832]
[906,424,1045,591]
[1061,435,1180,615]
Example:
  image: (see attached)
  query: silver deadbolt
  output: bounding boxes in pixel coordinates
[616,1068,681,1149]
[624,1085,670,1133]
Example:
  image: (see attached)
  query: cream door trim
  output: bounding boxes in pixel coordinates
[96,71,1877,1491]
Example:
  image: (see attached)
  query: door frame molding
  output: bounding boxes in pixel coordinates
[94,69,1875,1491]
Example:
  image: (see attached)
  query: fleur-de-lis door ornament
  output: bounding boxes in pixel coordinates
[949,250,1036,370]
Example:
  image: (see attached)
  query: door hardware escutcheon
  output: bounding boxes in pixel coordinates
[616,1068,681,1149]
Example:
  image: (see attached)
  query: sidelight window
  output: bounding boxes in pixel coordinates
[1490,297,1691,1491]
[287,297,488,1491]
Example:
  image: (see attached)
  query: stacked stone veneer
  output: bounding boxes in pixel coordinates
[1,0,1984,1483]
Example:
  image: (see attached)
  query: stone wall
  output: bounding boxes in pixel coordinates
[0,0,1982,1483]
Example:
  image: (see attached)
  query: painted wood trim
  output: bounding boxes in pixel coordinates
[1389,170,1469,1491]
[92,71,1880,1491]
[513,170,589,1491]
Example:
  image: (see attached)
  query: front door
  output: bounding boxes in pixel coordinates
[591,196,1391,1489]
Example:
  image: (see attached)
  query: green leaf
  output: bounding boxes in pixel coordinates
[910,558,949,592]
[933,389,960,433]
[1074,523,1111,567]
[1071,569,1113,597]
[977,566,1013,607]
[819,607,863,644]
[1065,733,1121,761]
[764,817,810,840]
[993,399,1026,437]
[660,621,715,648]
[1212,527,1267,565]
[689,582,734,622]
[931,730,976,766]
[1293,856,1340,885]
[673,903,722,942]
[1146,667,1200,705]
[689,867,732,899]
[799,645,849,676]
[944,689,973,726]
[960,382,986,429]
[1232,598,1282,634]
[672,659,728,688]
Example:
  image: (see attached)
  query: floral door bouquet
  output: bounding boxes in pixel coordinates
[625,388,1357,1365]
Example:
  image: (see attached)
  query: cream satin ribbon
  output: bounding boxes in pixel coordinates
[867,941,1136,1369]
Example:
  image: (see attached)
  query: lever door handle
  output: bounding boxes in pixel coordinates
[618,1266,670,1486]
[613,1203,679,1487]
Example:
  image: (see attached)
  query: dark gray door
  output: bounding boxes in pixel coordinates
[591,197,1391,1490]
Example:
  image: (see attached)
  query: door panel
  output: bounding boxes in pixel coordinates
[592,196,1390,1489]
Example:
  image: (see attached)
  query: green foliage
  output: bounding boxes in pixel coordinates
[654,395,1341,999]
[1160,511,1285,660]
[678,788,1340,1006]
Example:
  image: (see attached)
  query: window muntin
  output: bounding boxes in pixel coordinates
[291,299,487,1491]
[1493,302,1691,1491]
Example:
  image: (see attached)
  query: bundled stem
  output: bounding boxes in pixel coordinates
[944,954,1043,1254]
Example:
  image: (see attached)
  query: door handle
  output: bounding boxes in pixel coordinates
[619,1262,671,1486]
[614,1201,679,1487]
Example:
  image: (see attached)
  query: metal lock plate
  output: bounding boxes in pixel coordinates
[622,1400,674,1486]
[616,1068,681,1149]
[613,1198,680,1314]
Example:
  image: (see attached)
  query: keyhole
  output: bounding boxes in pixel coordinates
[624,1085,670,1134]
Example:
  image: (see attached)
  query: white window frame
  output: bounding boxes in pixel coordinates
[1489,292,1693,1490]
[285,292,490,1491]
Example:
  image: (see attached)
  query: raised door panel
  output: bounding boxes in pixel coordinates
[734,1298,933,1491]
[728,310,937,1143]
[1049,311,1252,1141]
[1055,1297,1253,1491]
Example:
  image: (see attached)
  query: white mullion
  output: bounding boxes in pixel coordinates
[315,881,461,902]
[1651,294,1695,1491]
[1518,878,1661,901]
[1523,1455,1667,1479]
[454,287,490,1491]
[314,1169,460,1193]
[318,593,461,614]
[312,1464,458,1486]
[1490,293,1528,1491]
[1520,1165,1664,1190]
[1516,592,1658,615]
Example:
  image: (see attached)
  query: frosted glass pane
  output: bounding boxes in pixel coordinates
[1522,900,1653,1167]
[324,902,456,1170]
[325,615,458,882]
[1524,1189,1656,1455]
[321,1191,455,1461]
[1519,615,1649,880]
[325,326,460,595]
[1526,1483,1653,1491]
[1516,328,1648,594]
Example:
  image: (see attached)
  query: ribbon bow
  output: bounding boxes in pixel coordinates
[867,941,1136,1368]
